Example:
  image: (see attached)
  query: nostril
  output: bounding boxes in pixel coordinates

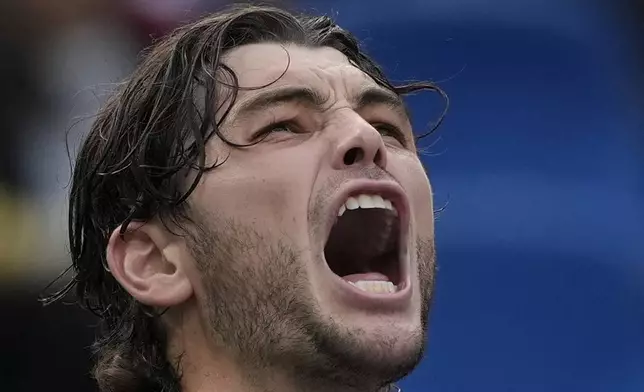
[343,147,364,166]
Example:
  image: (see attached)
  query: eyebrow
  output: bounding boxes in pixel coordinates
[354,86,410,120]
[232,86,327,118]
[231,84,410,121]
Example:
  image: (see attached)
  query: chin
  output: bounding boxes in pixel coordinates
[356,326,424,366]
[349,315,425,357]
[303,308,427,385]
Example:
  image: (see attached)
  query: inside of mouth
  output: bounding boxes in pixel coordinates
[324,208,401,286]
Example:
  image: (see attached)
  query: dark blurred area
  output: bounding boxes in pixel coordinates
[0,1,642,391]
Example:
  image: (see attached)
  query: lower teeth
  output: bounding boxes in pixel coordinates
[349,280,397,294]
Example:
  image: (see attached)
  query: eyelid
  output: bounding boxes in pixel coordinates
[251,118,302,142]
[371,122,409,146]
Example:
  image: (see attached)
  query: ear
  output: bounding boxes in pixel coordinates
[106,221,193,307]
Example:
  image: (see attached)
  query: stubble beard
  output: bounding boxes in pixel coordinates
[185,214,436,391]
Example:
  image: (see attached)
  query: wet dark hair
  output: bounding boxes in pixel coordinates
[41,4,447,392]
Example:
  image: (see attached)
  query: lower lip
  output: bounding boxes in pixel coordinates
[327,268,413,312]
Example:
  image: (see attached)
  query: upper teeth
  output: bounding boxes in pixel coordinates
[338,194,396,217]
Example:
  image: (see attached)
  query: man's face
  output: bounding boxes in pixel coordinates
[182,43,436,387]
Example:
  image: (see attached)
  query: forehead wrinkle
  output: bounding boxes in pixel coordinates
[315,64,410,121]
[218,44,410,126]
[337,59,413,122]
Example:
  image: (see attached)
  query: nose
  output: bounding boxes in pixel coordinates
[331,115,387,170]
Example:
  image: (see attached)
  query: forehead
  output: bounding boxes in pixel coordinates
[222,43,373,96]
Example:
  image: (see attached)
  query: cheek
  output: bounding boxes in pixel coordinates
[198,175,302,232]
[190,147,316,239]
[396,158,435,235]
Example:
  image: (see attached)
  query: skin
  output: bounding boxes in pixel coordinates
[106,43,436,392]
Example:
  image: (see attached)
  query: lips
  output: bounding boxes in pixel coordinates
[320,180,412,307]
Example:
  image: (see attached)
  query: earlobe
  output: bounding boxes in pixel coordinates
[106,222,193,308]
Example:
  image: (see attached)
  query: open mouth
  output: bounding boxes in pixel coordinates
[324,193,403,295]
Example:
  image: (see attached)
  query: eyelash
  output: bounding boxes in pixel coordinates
[253,120,406,146]
[372,123,407,145]
[253,120,300,141]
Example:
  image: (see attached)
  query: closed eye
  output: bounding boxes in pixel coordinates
[252,120,302,141]
[372,123,407,146]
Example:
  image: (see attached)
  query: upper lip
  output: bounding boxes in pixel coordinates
[323,179,411,251]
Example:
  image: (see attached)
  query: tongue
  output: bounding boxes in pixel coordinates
[342,272,390,283]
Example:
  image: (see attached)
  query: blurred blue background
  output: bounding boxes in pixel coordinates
[1,0,642,391]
